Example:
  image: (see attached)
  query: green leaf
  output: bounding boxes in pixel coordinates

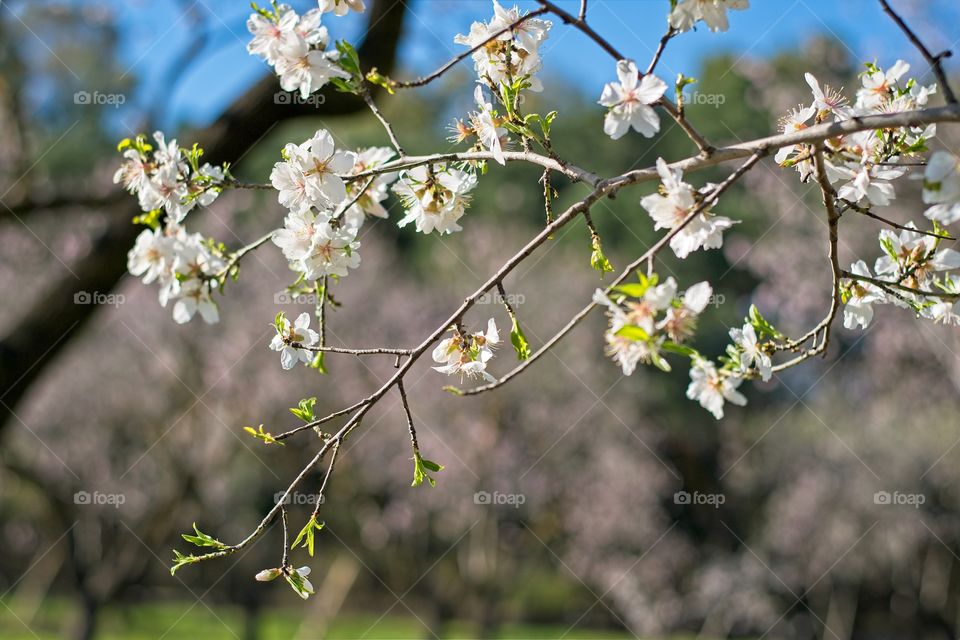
[614,325,650,341]
[509,316,531,361]
[335,40,361,77]
[540,110,558,138]
[590,235,613,276]
[170,550,200,576]
[284,569,314,599]
[289,397,317,422]
[661,341,697,357]
[412,452,443,488]
[310,351,327,374]
[291,516,325,557]
[182,523,228,550]
[748,305,783,339]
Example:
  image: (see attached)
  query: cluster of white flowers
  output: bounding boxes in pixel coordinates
[669,0,750,33]
[598,59,667,140]
[247,3,352,99]
[269,130,395,280]
[454,1,552,91]
[393,164,478,235]
[114,132,225,224]
[842,224,960,329]
[641,158,736,258]
[270,312,321,370]
[432,319,500,382]
[777,62,937,208]
[593,276,713,375]
[127,223,225,325]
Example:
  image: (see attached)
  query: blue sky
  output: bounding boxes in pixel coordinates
[102,0,960,128]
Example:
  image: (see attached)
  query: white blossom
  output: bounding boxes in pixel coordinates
[274,39,349,99]
[342,147,397,229]
[300,219,361,279]
[271,130,355,213]
[875,224,960,289]
[172,278,219,325]
[270,312,320,370]
[598,60,666,140]
[394,164,477,235]
[730,322,771,381]
[454,2,551,91]
[318,0,365,16]
[669,0,749,33]
[842,260,882,330]
[856,59,910,110]
[686,358,747,420]
[471,85,507,165]
[247,5,300,64]
[640,159,736,259]
[657,281,712,343]
[923,151,960,224]
[432,319,500,382]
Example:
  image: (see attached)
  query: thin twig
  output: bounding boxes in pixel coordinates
[839,198,952,239]
[390,7,551,89]
[878,0,957,104]
[361,87,405,156]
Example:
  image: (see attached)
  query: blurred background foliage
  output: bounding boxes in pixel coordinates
[1,1,960,639]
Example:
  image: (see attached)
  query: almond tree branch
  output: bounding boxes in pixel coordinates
[771,148,842,370]
[878,0,957,104]
[389,7,551,89]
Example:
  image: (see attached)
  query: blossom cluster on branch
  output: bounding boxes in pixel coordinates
[112,0,960,599]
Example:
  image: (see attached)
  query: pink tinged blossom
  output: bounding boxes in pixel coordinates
[599,60,666,140]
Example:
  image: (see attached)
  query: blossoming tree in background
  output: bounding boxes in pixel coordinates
[112,0,960,598]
